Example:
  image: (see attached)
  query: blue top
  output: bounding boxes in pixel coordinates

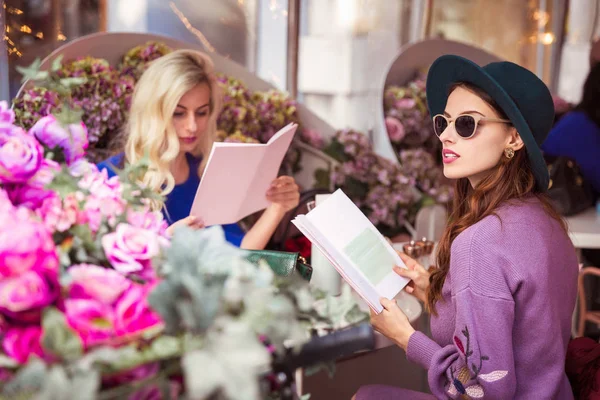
[542,110,600,194]
[97,153,246,247]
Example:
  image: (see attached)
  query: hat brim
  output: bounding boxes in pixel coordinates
[426,55,549,192]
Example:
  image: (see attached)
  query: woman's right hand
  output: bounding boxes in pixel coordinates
[393,252,430,303]
[165,216,205,236]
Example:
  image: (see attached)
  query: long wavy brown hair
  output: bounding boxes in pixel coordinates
[427,82,567,315]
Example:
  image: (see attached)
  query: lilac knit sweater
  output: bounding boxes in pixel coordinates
[359,198,578,399]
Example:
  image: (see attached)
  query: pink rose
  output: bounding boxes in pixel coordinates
[0,124,43,183]
[78,168,122,197]
[68,264,131,304]
[69,158,98,178]
[385,117,406,143]
[102,223,163,276]
[29,115,88,165]
[78,170,126,231]
[114,284,162,336]
[394,98,416,109]
[0,101,15,125]
[65,299,115,348]
[0,271,59,323]
[7,159,60,210]
[0,212,58,279]
[2,325,44,364]
[299,128,324,149]
[0,188,13,213]
[37,192,84,232]
[127,209,168,237]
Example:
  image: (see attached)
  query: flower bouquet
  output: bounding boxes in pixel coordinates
[11,87,61,130]
[383,73,453,205]
[0,60,365,400]
[58,57,135,161]
[12,56,135,163]
[118,42,173,82]
[316,129,419,237]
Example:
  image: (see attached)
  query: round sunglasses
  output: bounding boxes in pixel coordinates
[432,114,511,139]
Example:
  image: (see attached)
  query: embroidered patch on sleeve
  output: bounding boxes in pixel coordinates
[448,327,508,399]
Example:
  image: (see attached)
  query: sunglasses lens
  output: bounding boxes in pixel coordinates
[433,116,448,136]
[455,115,476,138]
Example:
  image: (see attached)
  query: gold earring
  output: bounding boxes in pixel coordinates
[504,148,515,159]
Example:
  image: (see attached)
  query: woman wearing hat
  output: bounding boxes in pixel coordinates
[354,55,578,399]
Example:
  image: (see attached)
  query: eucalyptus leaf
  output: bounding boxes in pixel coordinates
[59,77,88,88]
[2,359,46,398]
[68,369,99,400]
[41,308,83,362]
[16,59,43,83]
[182,317,270,400]
[50,55,64,72]
[54,106,84,127]
[34,366,70,400]
[148,336,181,359]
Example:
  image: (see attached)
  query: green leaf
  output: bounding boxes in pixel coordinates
[78,346,142,372]
[300,395,312,400]
[35,366,70,400]
[2,358,46,398]
[342,176,369,199]
[16,59,43,83]
[59,77,88,88]
[148,335,181,359]
[50,55,64,73]
[68,369,100,400]
[53,105,84,126]
[322,139,348,162]
[313,168,331,190]
[41,308,83,362]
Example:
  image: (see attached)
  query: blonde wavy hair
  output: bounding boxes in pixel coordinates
[123,49,222,209]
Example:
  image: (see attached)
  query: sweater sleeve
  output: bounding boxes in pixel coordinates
[406,289,516,399]
[406,222,518,399]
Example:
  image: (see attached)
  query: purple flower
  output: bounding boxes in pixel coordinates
[385,117,406,143]
[101,223,163,276]
[0,270,59,324]
[65,298,115,348]
[2,326,45,364]
[29,115,88,165]
[0,101,15,124]
[12,88,61,130]
[68,264,131,305]
[300,128,325,149]
[0,124,43,183]
[6,159,60,209]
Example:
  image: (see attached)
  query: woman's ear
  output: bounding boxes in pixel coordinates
[507,127,525,151]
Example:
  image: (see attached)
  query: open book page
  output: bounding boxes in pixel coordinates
[190,123,298,226]
[293,189,409,313]
[241,123,297,218]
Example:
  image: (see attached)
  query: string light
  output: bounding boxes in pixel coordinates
[541,32,554,45]
[57,32,66,41]
[7,7,24,15]
[19,25,32,33]
[169,2,216,53]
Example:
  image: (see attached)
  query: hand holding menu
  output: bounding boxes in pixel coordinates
[190,123,298,226]
[292,190,410,313]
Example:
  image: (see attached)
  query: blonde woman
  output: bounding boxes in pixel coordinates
[98,49,300,249]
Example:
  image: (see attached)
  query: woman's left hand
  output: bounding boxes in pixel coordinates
[266,176,300,213]
[370,298,416,351]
